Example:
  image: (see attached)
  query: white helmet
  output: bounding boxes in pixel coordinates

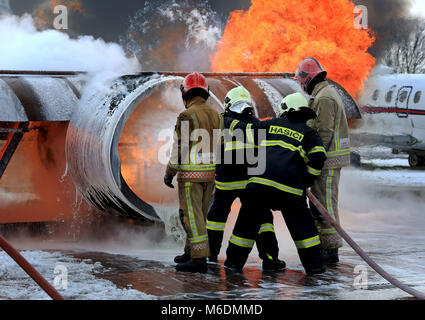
[279,92,310,117]
[224,86,254,114]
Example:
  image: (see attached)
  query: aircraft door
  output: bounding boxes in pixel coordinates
[396,86,413,118]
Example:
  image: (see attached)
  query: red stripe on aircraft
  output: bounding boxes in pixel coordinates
[362,106,425,115]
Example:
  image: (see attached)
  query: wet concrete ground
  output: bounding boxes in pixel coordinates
[60,193,425,301]
[63,237,423,300]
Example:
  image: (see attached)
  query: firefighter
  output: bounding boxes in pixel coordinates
[224,92,327,275]
[294,58,351,264]
[164,72,222,273]
[207,86,286,271]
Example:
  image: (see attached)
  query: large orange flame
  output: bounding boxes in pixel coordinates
[211,0,376,97]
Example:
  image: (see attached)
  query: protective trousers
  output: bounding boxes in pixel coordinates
[226,186,323,273]
[178,181,215,259]
[310,168,343,249]
[207,188,279,261]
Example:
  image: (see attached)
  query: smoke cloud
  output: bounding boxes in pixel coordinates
[6,0,419,68]
[0,0,10,14]
[354,0,415,58]
[0,14,140,74]
[7,0,250,71]
[120,0,223,71]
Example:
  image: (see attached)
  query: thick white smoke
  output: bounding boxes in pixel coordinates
[0,14,140,75]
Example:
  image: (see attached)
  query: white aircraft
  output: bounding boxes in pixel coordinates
[356,66,425,167]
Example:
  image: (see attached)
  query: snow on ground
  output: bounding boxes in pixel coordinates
[361,158,409,168]
[355,146,407,161]
[351,145,425,186]
[347,167,425,187]
[0,250,155,300]
[0,250,153,300]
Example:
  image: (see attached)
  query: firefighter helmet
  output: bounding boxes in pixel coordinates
[180,72,209,100]
[294,58,327,91]
[224,86,253,114]
[279,92,309,117]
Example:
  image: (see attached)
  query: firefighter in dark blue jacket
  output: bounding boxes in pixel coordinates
[224,92,328,275]
[207,86,286,271]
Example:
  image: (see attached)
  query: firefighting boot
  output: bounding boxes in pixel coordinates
[323,249,339,264]
[175,258,208,273]
[305,265,327,275]
[224,259,243,273]
[262,258,286,272]
[224,245,250,273]
[299,245,326,275]
[174,252,191,264]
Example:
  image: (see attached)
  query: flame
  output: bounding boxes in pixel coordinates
[0,123,75,224]
[211,0,376,97]
[35,9,48,27]
[49,0,84,14]
[118,88,184,204]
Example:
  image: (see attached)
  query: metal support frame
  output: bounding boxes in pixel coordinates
[0,122,28,179]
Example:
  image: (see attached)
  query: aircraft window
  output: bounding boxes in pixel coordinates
[414,91,422,104]
[385,90,393,103]
[372,90,379,101]
[399,91,408,103]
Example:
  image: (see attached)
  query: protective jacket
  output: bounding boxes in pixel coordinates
[225,113,328,198]
[166,96,223,182]
[308,81,350,168]
[215,111,258,190]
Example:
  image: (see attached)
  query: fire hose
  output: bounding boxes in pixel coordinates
[0,234,65,300]
[307,189,425,300]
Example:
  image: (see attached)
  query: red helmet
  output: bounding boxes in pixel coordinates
[180,72,209,97]
[294,58,327,91]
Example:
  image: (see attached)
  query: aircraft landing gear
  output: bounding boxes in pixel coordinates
[408,152,425,168]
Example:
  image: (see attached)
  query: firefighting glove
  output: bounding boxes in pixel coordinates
[164,174,175,189]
